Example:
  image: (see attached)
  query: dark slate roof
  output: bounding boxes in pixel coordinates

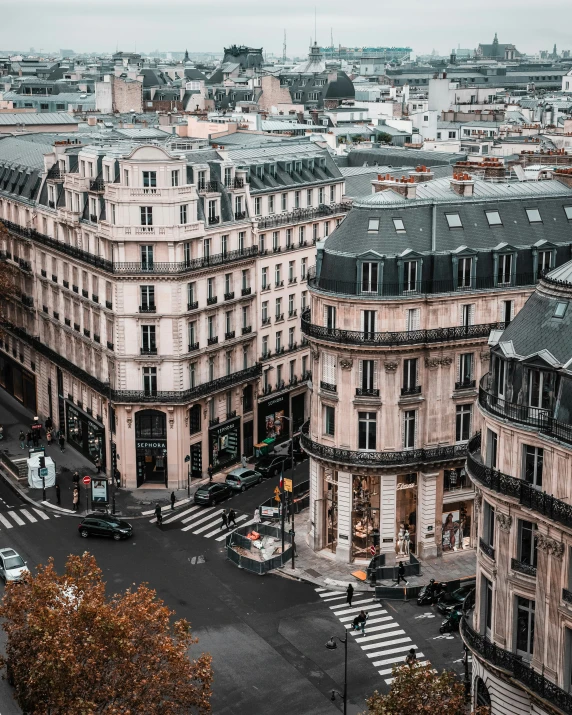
[184,68,207,81]
[498,288,572,364]
[324,72,355,100]
[347,146,466,168]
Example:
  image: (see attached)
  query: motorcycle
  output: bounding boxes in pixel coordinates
[439,607,462,634]
[417,581,445,606]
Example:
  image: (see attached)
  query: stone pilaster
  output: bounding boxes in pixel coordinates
[336,469,352,563]
[417,470,439,558]
[493,511,512,648]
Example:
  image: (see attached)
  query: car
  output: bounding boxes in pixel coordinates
[78,513,133,540]
[436,583,475,615]
[225,467,262,492]
[255,453,290,478]
[194,482,232,506]
[0,548,29,583]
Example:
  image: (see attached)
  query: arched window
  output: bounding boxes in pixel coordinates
[475,677,491,708]
[135,409,166,439]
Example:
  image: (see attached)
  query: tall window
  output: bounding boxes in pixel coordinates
[273,232,280,252]
[362,262,378,293]
[406,308,420,332]
[268,195,275,214]
[483,501,495,550]
[238,231,245,253]
[261,267,268,290]
[458,257,472,289]
[282,193,287,211]
[289,327,295,348]
[459,353,473,385]
[307,189,313,207]
[455,404,472,442]
[141,325,156,353]
[528,369,551,410]
[142,171,156,188]
[502,300,514,325]
[171,170,179,187]
[143,367,157,396]
[301,257,307,280]
[140,285,155,311]
[403,260,418,292]
[359,360,376,393]
[324,305,336,330]
[515,597,535,660]
[188,321,197,347]
[179,204,188,224]
[358,412,377,450]
[208,200,216,222]
[295,191,300,208]
[286,228,292,247]
[322,353,336,387]
[362,310,376,339]
[517,520,538,568]
[403,358,417,391]
[324,405,335,436]
[140,206,153,226]
[207,277,215,300]
[259,234,266,253]
[288,261,295,282]
[190,362,197,388]
[207,316,215,340]
[486,429,498,468]
[254,197,261,215]
[483,577,493,639]
[538,250,552,275]
[275,264,282,286]
[187,282,196,308]
[203,238,211,259]
[461,304,475,327]
[261,302,267,326]
[403,410,416,449]
[497,253,513,285]
[523,445,543,488]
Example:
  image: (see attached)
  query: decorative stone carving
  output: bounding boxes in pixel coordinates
[474,491,482,512]
[340,358,353,370]
[384,361,398,372]
[312,349,320,362]
[496,513,512,532]
[536,533,565,558]
[441,356,453,366]
[425,356,453,368]
[480,350,491,362]
[126,417,132,429]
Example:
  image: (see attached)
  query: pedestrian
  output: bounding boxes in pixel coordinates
[154,503,162,525]
[396,560,408,586]
[254,508,261,525]
[27,431,33,448]
[170,491,176,510]
[72,488,79,512]
[73,471,80,489]
[220,510,228,531]
[59,434,65,452]
[55,483,61,505]
[32,430,39,447]
[228,508,237,527]
[45,416,53,431]
[346,583,354,608]
[19,430,25,450]
[241,454,247,468]
[208,464,214,482]
[94,455,101,474]
[406,648,417,666]
[114,469,121,488]
[46,429,52,447]
[352,610,369,635]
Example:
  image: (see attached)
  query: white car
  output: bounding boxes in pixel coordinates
[0,548,29,582]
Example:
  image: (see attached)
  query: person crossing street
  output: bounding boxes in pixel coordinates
[346,583,354,608]
[220,510,228,531]
[154,503,163,526]
[228,508,237,528]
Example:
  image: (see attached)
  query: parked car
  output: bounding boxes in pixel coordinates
[194,482,232,506]
[436,583,475,615]
[225,468,262,492]
[0,548,29,583]
[255,453,290,478]
[78,514,133,540]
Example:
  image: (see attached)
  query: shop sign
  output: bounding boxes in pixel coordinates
[136,440,167,450]
[396,482,417,491]
[210,417,239,437]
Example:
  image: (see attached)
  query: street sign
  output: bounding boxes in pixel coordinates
[261,506,280,518]
[82,476,91,486]
[273,486,281,503]
[39,467,48,477]
[284,478,293,493]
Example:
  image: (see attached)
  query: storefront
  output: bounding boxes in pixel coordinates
[395,473,417,555]
[291,393,306,432]
[135,410,167,487]
[441,501,472,552]
[0,351,36,411]
[209,416,240,470]
[190,442,202,479]
[257,393,290,443]
[66,402,106,467]
[351,474,380,561]
[322,467,338,554]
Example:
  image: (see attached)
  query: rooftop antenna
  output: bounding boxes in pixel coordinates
[331,27,334,51]
[283,30,287,63]
[314,7,317,45]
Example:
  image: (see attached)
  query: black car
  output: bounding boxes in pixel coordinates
[436,583,475,615]
[78,514,133,541]
[255,453,290,478]
[194,482,232,506]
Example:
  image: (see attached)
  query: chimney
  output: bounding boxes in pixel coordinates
[408,165,434,183]
[372,174,417,199]
[87,116,96,126]
[553,168,572,188]
[450,172,474,197]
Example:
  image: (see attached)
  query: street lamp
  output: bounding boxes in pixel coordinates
[276,415,296,570]
[325,633,348,715]
[184,454,191,497]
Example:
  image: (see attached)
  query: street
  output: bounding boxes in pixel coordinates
[0,457,470,715]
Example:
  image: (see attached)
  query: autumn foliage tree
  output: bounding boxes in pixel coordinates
[0,552,213,714]
[364,662,490,715]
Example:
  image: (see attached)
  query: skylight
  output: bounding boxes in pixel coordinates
[554,302,568,318]
[526,208,542,224]
[393,218,406,233]
[485,211,502,226]
[368,218,380,232]
[446,213,463,229]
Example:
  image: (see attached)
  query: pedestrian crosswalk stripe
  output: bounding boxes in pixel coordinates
[7,511,25,526]
[181,509,224,532]
[20,509,37,523]
[317,587,430,690]
[161,506,200,524]
[181,506,217,523]
[190,509,227,534]
[214,517,257,541]
[203,513,249,539]
[32,508,50,520]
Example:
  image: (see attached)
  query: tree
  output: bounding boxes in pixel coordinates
[0,552,213,714]
[376,132,394,144]
[364,662,490,715]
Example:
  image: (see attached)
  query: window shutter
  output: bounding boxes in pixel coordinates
[358,360,363,389]
[323,305,328,327]
[361,311,365,332]
[459,303,465,326]
[510,301,514,321]
[330,355,336,385]
[322,355,328,382]
[469,304,475,326]
[413,411,417,448]
[413,308,420,331]
[456,355,461,382]
[373,361,378,390]
[401,411,406,448]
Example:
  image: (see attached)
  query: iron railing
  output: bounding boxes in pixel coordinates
[455,379,476,390]
[302,309,506,348]
[110,363,261,404]
[355,388,380,397]
[479,537,495,560]
[401,385,421,396]
[511,558,537,577]
[257,202,352,229]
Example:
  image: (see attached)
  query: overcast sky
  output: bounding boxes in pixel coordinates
[4,0,572,58]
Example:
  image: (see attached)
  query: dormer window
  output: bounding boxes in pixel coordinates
[554,302,568,318]
[368,219,380,233]
[457,257,473,289]
[446,213,463,229]
[143,171,156,188]
[526,208,542,224]
[497,253,513,286]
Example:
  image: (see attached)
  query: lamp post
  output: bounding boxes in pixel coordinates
[325,633,348,715]
[277,415,296,569]
[185,454,191,497]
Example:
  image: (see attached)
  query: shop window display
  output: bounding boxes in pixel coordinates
[66,403,105,465]
[441,502,471,551]
[351,475,380,559]
[323,470,338,553]
[395,473,417,554]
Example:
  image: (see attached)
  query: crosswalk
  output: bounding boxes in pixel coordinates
[0,507,59,529]
[316,587,429,685]
[149,504,262,542]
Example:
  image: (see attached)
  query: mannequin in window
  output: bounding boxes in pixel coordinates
[397,523,405,555]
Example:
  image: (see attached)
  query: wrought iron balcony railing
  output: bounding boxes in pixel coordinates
[401,385,421,396]
[511,558,537,577]
[479,537,495,560]
[257,202,351,230]
[355,388,380,397]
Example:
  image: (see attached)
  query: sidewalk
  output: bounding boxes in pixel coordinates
[0,389,235,518]
[276,509,476,592]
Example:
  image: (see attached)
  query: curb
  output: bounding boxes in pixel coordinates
[275,566,377,592]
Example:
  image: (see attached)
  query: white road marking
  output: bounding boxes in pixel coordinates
[20,509,37,523]
[32,508,50,520]
[0,514,14,529]
[7,511,25,526]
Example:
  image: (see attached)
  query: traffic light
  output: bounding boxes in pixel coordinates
[39,456,46,469]
[372,529,380,547]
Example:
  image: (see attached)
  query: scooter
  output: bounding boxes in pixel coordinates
[417,580,445,606]
[439,607,461,634]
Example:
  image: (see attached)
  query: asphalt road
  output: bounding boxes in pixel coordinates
[0,463,468,715]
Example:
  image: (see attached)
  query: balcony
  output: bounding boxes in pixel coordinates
[262,317,271,326]
[209,417,220,427]
[199,181,220,194]
[107,341,114,350]
[18,259,32,273]
[273,246,281,254]
[94,334,100,343]
[74,322,80,332]
[208,216,220,226]
[110,362,262,404]
[288,277,297,285]
[41,269,47,278]
[455,378,476,390]
[242,326,252,335]
[355,388,380,397]
[511,558,537,577]
[140,347,157,355]
[224,292,235,301]
[188,342,199,352]
[225,331,235,340]
[89,178,105,192]
[302,310,508,349]
[275,313,284,323]
[47,167,65,181]
[300,421,468,468]
[401,385,421,397]
[207,336,219,346]
[233,178,244,189]
[207,296,218,306]
[235,211,246,220]
[187,301,199,311]
[20,294,34,308]
[63,280,69,288]
[73,285,79,293]
[320,381,337,393]
[52,275,58,283]
[105,300,113,310]
[275,346,285,355]
[89,214,98,224]
[275,281,284,288]
[226,410,237,421]
[92,294,98,303]
[241,287,251,296]
[83,329,91,338]
[479,537,495,560]
[53,311,59,320]
[65,318,71,327]
[139,305,156,313]
[82,289,89,298]
[113,246,258,275]
[257,202,352,230]
[43,306,49,314]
